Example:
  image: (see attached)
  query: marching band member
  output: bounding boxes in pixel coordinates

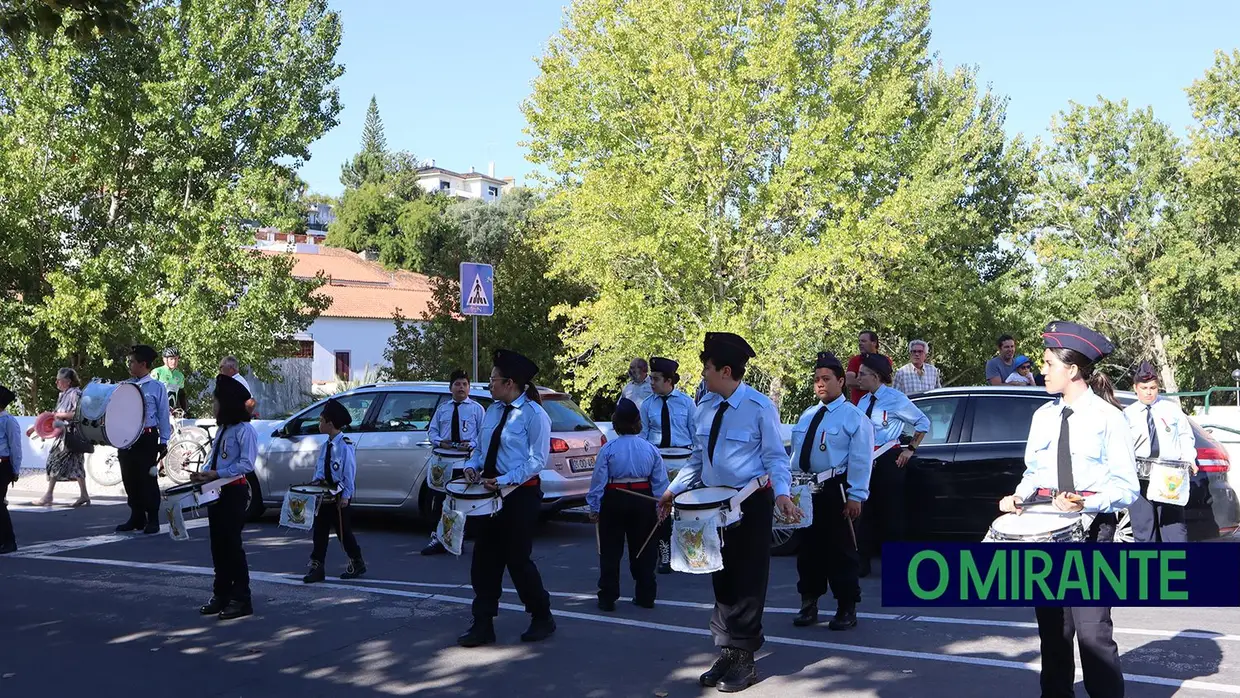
[422,369,486,556]
[999,321,1139,698]
[457,349,556,647]
[303,398,366,583]
[640,356,695,574]
[117,345,172,535]
[790,352,874,631]
[0,384,22,554]
[193,375,257,620]
[854,353,929,575]
[1124,361,1196,543]
[588,397,669,611]
[657,332,796,693]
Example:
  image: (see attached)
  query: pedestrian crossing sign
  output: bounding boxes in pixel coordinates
[459,262,494,317]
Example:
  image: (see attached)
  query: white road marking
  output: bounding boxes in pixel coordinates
[17,554,1240,695]
[8,500,125,513]
[15,519,210,556]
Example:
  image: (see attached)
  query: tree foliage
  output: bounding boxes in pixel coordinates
[0,0,342,411]
[522,0,1032,415]
[340,95,390,190]
[0,0,138,44]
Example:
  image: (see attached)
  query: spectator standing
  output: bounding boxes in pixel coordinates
[892,340,942,395]
[846,331,892,404]
[27,368,90,508]
[985,335,1018,385]
[620,358,653,405]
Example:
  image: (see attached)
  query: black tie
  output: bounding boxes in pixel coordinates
[659,396,672,448]
[707,402,729,463]
[1146,405,1160,459]
[1057,407,1074,493]
[323,439,336,486]
[451,402,462,443]
[482,404,514,478]
[208,425,227,471]
[799,405,828,473]
[866,394,877,418]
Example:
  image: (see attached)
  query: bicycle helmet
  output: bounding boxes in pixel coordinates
[163,347,180,358]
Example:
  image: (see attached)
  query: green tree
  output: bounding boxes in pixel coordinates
[522,0,1031,414]
[0,0,342,412]
[340,95,390,190]
[0,0,138,44]
[1026,98,1188,390]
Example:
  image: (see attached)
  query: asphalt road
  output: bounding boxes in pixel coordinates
[2,490,1239,698]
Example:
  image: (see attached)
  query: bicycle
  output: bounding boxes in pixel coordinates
[162,409,213,484]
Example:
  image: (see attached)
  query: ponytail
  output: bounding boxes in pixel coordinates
[523,383,542,405]
[1087,371,1121,410]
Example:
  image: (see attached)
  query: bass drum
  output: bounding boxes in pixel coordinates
[77,381,146,449]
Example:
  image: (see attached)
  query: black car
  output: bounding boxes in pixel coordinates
[773,385,1240,555]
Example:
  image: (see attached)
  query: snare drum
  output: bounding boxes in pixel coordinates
[673,486,742,529]
[291,481,339,505]
[659,446,692,477]
[444,480,504,517]
[791,471,825,494]
[76,380,145,449]
[983,505,1086,543]
[428,447,471,492]
[1139,457,1192,506]
[162,475,242,512]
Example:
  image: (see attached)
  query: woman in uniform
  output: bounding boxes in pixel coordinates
[457,349,556,647]
[999,321,1140,698]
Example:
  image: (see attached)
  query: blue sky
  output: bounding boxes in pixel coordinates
[299,0,1240,197]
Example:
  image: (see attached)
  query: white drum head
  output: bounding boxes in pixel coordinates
[445,481,493,498]
[79,382,114,422]
[675,486,737,508]
[432,448,471,459]
[290,483,334,496]
[105,383,145,449]
[991,508,1079,537]
[659,447,693,460]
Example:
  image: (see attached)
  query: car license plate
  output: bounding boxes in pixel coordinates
[569,456,596,473]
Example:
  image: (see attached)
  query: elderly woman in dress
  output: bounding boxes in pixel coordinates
[27,368,90,507]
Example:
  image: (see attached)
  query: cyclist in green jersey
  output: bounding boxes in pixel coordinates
[153,347,188,412]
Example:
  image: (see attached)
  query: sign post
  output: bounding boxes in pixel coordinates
[459,262,495,382]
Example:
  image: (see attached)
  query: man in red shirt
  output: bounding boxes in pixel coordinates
[846,331,892,404]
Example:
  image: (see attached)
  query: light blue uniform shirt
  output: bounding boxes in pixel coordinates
[789,395,875,502]
[1015,389,1140,514]
[313,431,358,499]
[464,393,551,487]
[668,383,792,498]
[428,397,486,449]
[640,389,696,448]
[859,384,930,446]
[0,411,22,470]
[206,422,258,479]
[1123,397,1196,462]
[127,374,171,442]
[586,434,670,512]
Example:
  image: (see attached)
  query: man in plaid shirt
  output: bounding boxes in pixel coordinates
[892,340,942,395]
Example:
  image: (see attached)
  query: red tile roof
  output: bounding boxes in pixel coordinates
[262,247,435,321]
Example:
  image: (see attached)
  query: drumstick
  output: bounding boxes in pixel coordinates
[841,484,858,551]
[595,521,601,556]
[612,487,660,502]
[634,518,662,560]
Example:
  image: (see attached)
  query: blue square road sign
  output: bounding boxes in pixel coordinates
[460,262,494,317]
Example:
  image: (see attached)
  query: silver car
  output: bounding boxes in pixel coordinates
[250,382,605,522]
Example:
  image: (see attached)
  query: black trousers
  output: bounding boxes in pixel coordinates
[1129,494,1187,543]
[470,484,551,619]
[0,458,15,548]
[311,499,363,564]
[118,432,160,525]
[1035,513,1124,698]
[796,478,861,605]
[597,486,658,605]
[208,485,251,603]
[710,488,774,653]
[859,448,906,561]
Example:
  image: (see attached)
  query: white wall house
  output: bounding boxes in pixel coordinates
[415,161,514,202]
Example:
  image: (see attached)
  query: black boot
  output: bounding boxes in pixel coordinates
[828,603,858,631]
[521,613,557,642]
[716,649,757,692]
[421,540,447,556]
[199,597,226,615]
[457,617,496,648]
[340,558,366,580]
[699,648,738,687]
[793,597,819,627]
[597,598,616,612]
[218,599,253,620]
[302,560,325,584]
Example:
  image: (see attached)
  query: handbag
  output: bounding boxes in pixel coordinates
[63,422,95,454]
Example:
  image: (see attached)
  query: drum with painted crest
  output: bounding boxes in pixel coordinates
[1137,457,1192,507]
[163,476,243,512]
[982,505,1086,543]
[790,470,825,494]
[669,486,739,574]
[427,446,472,492]
[658,446,693,477]
[444,479,505,517]
[76,380,146,449]
[673,486,742,529]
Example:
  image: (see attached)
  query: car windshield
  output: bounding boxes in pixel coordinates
[542,395,597,432]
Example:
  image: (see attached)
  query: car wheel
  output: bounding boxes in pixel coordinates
[772,527,802,556]
[244,473,265,521]
[1113,508,1134,543]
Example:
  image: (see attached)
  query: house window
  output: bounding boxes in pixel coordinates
[487,185,499,197]
[293,340,313,358]
[439,181,450,190]
[334,351,351,380]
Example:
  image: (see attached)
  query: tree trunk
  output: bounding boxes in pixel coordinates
[1141,291,1178,392]
[768,374,784,415]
